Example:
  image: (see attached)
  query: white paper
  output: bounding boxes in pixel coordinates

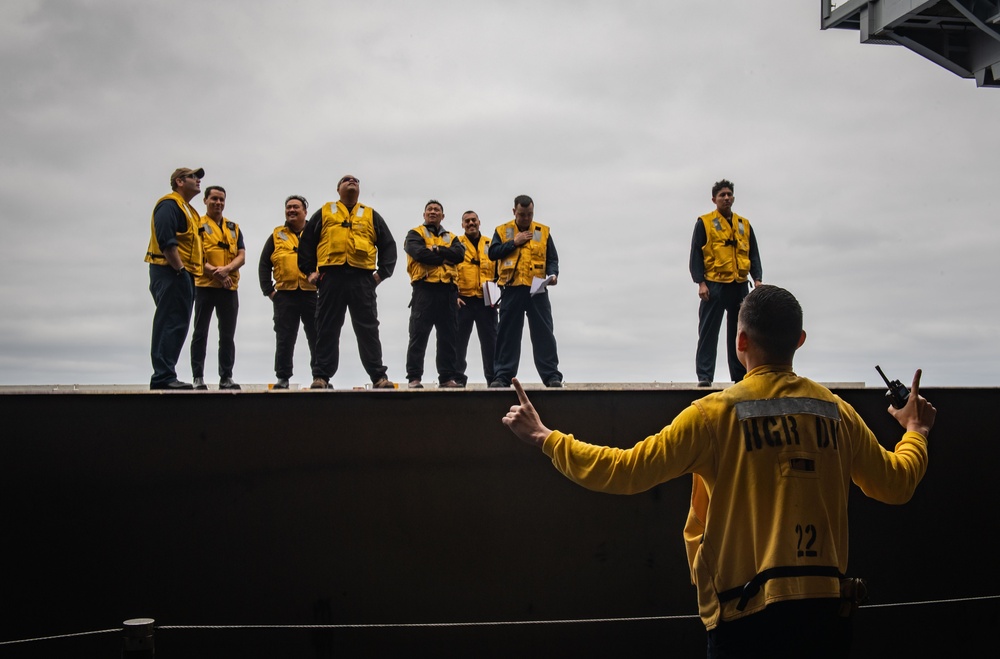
[483,281,501,306]
[530,275,556,296]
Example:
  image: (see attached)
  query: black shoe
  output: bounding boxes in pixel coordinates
[151,380,194,390]
[489,380,510,388]
[273,378,290,390]
[219,377,241,390]
[192,377,208,390]
[545,379,563,388]
[698,380,712,387]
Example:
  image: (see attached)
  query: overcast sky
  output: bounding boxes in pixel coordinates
[0,0,996,388]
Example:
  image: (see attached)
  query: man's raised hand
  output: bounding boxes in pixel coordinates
[502,378,552,447]
[889,368,936,438]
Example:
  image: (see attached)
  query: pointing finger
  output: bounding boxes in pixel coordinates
[910,369,922,399]
[512,378,531,406]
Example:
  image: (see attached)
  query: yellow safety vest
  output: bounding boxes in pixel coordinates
[455,233,495,297]
[407,225,458,284]
[195,216,241,289]
[271,226,316,291]
[495,220,549,287]
[699,211,752,284]
[145,192,204,275]
[316,201,377,271]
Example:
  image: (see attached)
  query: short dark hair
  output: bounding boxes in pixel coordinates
[712,180,734,197]
[285,194,308,211]
[425,199,444,211]
[204,185,226,200]
[514,194,533,208]
[738,285,802,363]
[462,210,477,217]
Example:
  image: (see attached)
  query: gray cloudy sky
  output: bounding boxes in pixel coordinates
[1,0,996,387]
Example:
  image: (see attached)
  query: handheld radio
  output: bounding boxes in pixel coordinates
[875,365,909,409]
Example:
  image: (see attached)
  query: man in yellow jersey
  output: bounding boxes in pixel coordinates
[487,195,562,388]
[403,200,465,389]
[298,174,397,390]
[145,166,205,390]
[690,179,762,386]
[501,285,936,659]
[190,185,245,390]
[258,195,319,390]
[454,210,498,387]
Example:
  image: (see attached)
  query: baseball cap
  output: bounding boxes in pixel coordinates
[169,167,205,185]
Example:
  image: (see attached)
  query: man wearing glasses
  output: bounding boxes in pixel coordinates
[298,174,398,389]
[144,167,205,390]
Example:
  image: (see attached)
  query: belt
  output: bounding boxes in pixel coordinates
[718,565,845,611]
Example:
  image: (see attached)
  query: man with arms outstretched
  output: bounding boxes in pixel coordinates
[501,285,935,658]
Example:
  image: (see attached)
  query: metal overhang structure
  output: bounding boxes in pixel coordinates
[821,0,1000,87]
